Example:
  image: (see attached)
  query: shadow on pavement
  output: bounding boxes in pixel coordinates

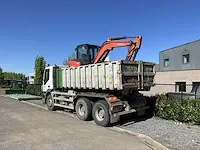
[115,113,153,127]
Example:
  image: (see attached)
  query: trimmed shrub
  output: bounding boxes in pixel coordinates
[6,89,25,94]
[153,94,200,125]
[25,84,42,96]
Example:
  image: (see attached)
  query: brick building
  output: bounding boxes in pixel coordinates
[142,39,200,96]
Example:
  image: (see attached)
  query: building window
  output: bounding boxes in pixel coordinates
[164,58,169,67]
[182,54,189,64]
[191,82,200,93]
[175,82,186,92]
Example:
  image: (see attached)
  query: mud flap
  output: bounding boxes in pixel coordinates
[110,113,120,124]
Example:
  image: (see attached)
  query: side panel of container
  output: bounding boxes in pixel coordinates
[62,61,123,90]
[121,61,155,90]
[60,61,155,91]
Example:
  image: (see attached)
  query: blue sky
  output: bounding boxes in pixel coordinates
[0,0,200,75]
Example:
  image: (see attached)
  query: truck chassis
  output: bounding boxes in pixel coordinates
[43,89,150,126]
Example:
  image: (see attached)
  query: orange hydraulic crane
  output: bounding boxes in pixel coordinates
[69,36,142,67]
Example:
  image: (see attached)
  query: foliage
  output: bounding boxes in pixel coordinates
[3,72,26,80]
[153,94,200,125]
[34,55,46,85]
[25,55,46,95]
[63,52,76,65]
[25,84,42,96]
[6,89,25,94]
[0,67,4,86]
[0,67,26,88]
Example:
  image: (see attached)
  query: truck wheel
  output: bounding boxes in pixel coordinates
[46,94,56,111]
[75,98,93,121]
[92,100,110,127]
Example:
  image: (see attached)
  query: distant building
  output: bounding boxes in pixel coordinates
[27,72,35,84]
[142,39,200,96]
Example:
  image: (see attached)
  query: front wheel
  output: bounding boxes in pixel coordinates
[92,100,110,127]
[46,94,56,111]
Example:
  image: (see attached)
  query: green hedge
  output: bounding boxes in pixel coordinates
[5,89,25,94]
[153,94,200,125]
[25,84,42,96]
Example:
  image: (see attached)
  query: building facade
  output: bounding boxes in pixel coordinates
[27,72,35,84]
[142,39,200,96]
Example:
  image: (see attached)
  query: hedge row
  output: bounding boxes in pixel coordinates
[152,94,200,125]
[25,84,42,96]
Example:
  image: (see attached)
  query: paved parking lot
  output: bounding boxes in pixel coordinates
[0,96,166,150]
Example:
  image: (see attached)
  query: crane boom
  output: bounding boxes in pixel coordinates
[93,36,142,64]
[68,36,142,67]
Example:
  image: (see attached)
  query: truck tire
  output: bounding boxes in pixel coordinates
[75,97,93,121]
[92,100,110,127]
[46,94,56,111]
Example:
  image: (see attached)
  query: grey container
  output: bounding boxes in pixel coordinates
[61,60,155,91]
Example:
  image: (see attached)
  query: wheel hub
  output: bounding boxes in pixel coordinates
[48,99,53,107]
[78,104,85,116]
[95,108,105,121]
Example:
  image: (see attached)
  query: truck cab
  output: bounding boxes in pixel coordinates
[42,65,56,93]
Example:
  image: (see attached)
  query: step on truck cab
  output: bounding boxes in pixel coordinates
[42,60,155,126]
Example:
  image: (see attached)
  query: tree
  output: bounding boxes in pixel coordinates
[3,72,25,80]
[34,55,46,85]
[63,52,76,65]
[0,67,4,86]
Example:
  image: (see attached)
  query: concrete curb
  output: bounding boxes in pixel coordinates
[1,94,42,101]
[1,94,18,100]
[19,100,169,150]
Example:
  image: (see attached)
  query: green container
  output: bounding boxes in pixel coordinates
[56,69,62,88]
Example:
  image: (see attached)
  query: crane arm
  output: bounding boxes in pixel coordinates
[93,36,142,64]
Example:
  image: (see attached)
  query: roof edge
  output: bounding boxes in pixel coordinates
[160,39,200,53]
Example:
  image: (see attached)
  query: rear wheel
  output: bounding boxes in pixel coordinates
[75,97,93,121]
[92,100,110,127]
[46,94,56,111]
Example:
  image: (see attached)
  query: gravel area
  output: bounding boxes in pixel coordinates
[117,116,200,150]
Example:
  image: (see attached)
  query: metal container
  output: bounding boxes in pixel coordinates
[61,60,155,91]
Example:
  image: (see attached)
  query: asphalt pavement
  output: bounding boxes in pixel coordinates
[0,96,167,150]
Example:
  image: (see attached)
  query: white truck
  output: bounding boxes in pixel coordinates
[41,37,156,126]
[42,60,155,126]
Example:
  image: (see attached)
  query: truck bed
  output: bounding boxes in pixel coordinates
[58,60,155,91]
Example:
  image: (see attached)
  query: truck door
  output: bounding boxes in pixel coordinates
[42,67,54,92]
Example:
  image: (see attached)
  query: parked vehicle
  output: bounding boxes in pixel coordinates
[167,85,200,100]
[42,36,156,126]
